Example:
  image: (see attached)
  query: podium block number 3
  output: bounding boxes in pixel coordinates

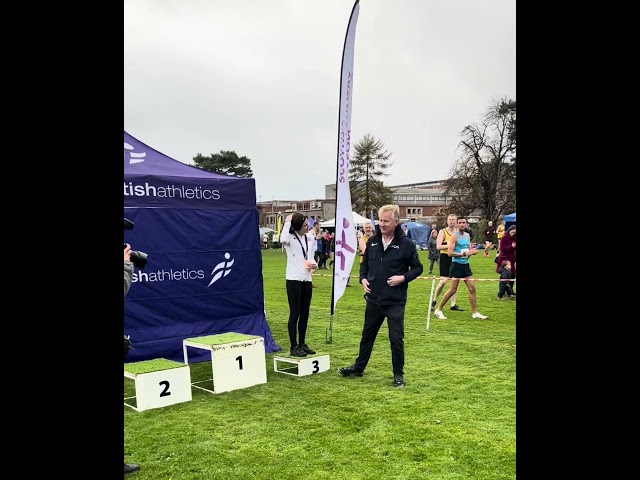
[298,355,330,376]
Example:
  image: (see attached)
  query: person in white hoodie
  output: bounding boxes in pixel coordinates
[280,212,318,357]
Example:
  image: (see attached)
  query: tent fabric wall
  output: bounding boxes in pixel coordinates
[124,131,280,363]
[402,221,431,247]
[503,212,516,231]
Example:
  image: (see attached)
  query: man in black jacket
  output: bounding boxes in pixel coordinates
[338,205,423,388]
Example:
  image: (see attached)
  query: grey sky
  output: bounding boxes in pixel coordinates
[124,0,516,202]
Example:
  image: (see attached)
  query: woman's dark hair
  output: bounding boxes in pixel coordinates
[290,212,306,233]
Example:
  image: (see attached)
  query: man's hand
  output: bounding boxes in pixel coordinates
[386,275,405,287]
[124,243,132,262]
[362,278,371,294]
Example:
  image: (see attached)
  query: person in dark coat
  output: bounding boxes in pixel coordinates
[338,204,423,388]
[495,225,516,294]
[427,228,439,275]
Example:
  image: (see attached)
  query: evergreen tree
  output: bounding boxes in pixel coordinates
[349,133,394,216]
[193,150,253,178]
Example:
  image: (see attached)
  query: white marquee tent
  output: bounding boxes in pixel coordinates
[319,212,375,228]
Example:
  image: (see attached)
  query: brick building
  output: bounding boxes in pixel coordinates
[257,180,457,231]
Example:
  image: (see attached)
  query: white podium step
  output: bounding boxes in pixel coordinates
[124,358,192,412]
[273,354,330,377]
[183,333,267,394]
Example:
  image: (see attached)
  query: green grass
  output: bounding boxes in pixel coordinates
[125,358,185,374]
[184,332,262,345]
[125,249,515,479]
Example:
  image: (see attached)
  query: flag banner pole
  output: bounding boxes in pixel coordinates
[329,0,360,345]
[426,277,436,330]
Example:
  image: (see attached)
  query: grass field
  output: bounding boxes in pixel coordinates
[124,248,516,479]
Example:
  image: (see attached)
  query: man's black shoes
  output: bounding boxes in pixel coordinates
[290,346,307,357]
[338,365,363,377]
[392,375,405,388]
[301,344,316,355]
[450,305,465,311]
[124,463,140,474]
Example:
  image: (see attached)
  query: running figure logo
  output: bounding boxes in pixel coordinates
[335,217,356,270]
[124,142,146,164]
[208,253,234,287]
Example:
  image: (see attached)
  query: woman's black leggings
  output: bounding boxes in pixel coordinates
[286,280,313,348]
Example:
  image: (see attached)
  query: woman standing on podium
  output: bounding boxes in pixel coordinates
[280,213,318,358]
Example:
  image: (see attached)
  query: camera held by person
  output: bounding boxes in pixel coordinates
[124,335,134,359]
[124,217,148,269]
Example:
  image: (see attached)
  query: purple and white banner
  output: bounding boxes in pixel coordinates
[332,0,360,313]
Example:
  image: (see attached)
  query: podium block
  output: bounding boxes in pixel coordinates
[124,358,192,412]
[273,354,330,377]
[183,333,267,394]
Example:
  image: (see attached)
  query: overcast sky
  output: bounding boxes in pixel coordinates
[124,0,515,202]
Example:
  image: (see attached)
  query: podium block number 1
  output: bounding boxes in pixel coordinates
[210,340,267,394]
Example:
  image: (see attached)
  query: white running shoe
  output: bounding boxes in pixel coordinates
[472,312,488,320]
[434,309,447,320]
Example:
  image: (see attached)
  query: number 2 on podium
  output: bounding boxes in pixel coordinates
[159,380,171,397]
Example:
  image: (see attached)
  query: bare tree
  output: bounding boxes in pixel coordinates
[349,133,395,216]
[443,97,516,222]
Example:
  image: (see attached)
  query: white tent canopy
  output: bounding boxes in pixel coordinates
[319,212,375,228]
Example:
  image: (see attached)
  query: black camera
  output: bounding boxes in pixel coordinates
[124,217,148,269]
[124,335,133,359]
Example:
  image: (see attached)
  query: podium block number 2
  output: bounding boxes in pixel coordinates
[159,380,170,397]
[135,367,192,411]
